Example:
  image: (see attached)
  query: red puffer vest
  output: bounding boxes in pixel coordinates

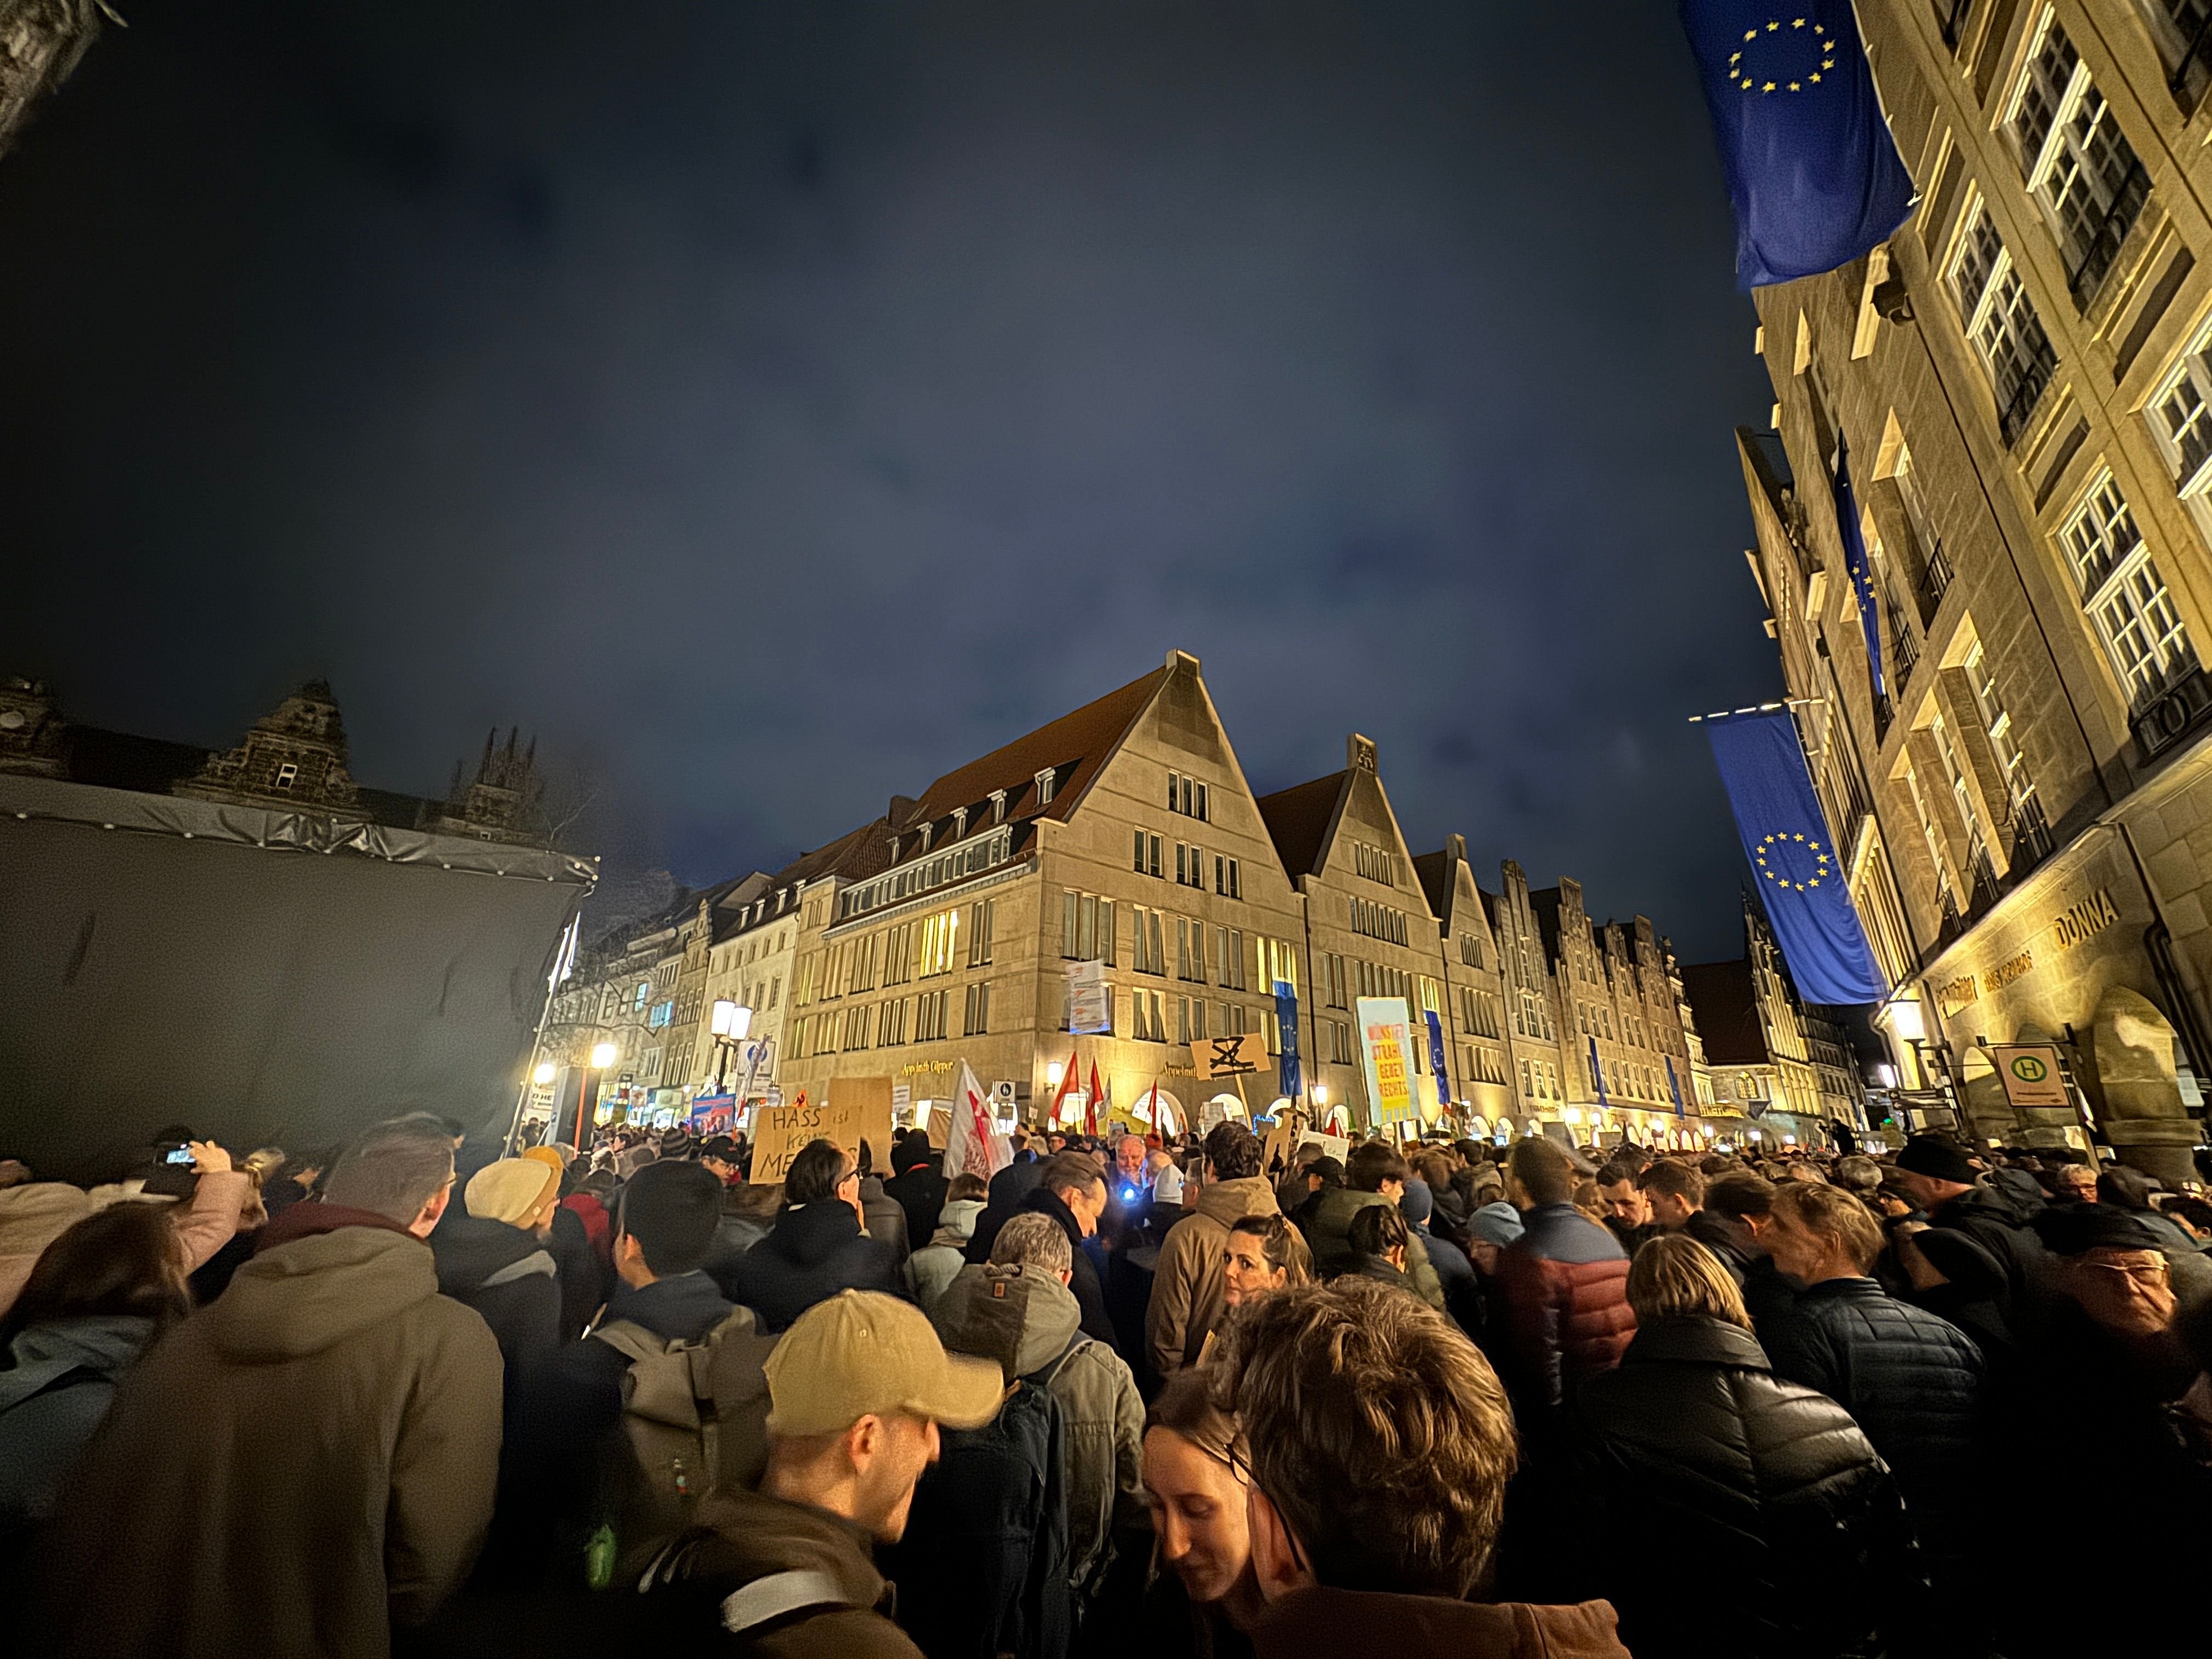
[1496,1204,1635,1408]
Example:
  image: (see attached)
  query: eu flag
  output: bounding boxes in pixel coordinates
[1834,439,1884,700]
[1706,709,1885,1004]
[1678,1,1916,289]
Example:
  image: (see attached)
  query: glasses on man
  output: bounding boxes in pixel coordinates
[2080,1257,2169,1286]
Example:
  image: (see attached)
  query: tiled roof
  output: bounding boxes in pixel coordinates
[1679,960,1766,1066]
[1412,849,1453,928]
[896,664,1169,839]
[1254,771,1347,881]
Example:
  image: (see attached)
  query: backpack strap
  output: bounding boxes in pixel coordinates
[719,1568,855,1635]
[480,1249,556,1289]
[589,1318,669,1367]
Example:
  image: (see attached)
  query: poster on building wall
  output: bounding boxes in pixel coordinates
[1989,1045,2070,1110]
[1356,996,1417,1125]
[1068,960,1110,1034]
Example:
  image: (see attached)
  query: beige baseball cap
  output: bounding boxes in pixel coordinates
[764,1289,1007,1437]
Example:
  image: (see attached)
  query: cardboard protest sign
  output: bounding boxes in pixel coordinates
[749,1076,895,1182]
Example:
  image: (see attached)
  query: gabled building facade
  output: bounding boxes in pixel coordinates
[565,649,1742,1147]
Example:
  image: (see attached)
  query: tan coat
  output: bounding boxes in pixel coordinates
[37,1220,504,1659]
[1146,1175,1279,1378]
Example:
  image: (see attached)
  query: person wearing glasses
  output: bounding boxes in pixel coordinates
[1995,1203,2212,1659]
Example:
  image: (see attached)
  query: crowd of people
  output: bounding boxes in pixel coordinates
[2,1107,2210,1657]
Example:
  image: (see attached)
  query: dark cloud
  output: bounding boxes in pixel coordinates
[0,0,1779,956]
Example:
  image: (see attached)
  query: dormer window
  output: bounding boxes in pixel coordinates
[990,789,1007,824]
[889,834,901,862]
[274,763,299,791]
[918,822,933,853]
[1035,767,1056,806]
[952,806,968,838]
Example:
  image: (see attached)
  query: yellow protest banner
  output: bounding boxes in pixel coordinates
[749,1076,895,1183]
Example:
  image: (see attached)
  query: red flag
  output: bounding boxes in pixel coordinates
[1049,1047,1080,1125]
[1087,1060,1105,1137]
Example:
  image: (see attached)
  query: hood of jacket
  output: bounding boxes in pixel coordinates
[600,1268,735,1344]
[926,1197,986,1251]
[0,1312,157,1410]
[428,1212,548,1294]
[763,1199,867,1269]
[204,1223,440,1363]
[1249,1585,1627,1659]
[656,1485,889,1622]
[932,1260,1082,1378]
[1190,1174,1279,1229]
[0,1181,93,1258]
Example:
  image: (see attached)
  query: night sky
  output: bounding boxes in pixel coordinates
[0,2,1780,959]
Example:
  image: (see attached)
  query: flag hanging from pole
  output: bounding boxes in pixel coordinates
[1049,1048,1081,1126]
[1677,1,1916,289]
[943,1060,1011,1182]
[1086,1059,1103,1138]
[1705,709,1886,1004]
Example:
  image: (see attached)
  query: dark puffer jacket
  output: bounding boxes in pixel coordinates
[1494,1203,1634,1409]
[1301,1186,1445,1310]
[1572,1316,1925,1659]
[1757,1278,1984,1584]
[721,1201,902,1334]
[428,1214,562,1402]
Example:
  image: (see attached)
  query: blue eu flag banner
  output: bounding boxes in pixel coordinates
[1425,1009,1452,1108]
[1706,709,1886,1004]
[1275,981,1302,1103]
[1678,1,1916,288]
[1834,439,1884,699]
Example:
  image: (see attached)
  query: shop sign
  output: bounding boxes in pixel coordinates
[2049,889,2120,953]
[1936,974,1979,1017]
[1989,1044,2069,1110]
[1983,951,2034,997]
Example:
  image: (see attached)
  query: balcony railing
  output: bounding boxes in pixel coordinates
[2010,793,2055,874]
[2066,161,2151,306]
[2169,4,2212,104]
[1917,539,1954,623]
[1997,347,2058,446]
[2131,662,2212,763]
[1890,605,1922,682]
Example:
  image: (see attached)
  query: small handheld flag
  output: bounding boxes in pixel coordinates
[943,1060,1011,1182]
[1678,1,1916,288]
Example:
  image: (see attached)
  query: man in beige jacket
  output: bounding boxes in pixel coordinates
[36,1115,503,1659]
[1147,1122,1280,1378]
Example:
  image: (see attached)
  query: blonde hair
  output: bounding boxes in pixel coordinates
[1626,1233,1751,1330]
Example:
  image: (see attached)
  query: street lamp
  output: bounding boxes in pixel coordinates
[1046,1060,1065,1090]
[532,1060,557,1087]
[709,1001,753,1090]
[591,1041,619,1069]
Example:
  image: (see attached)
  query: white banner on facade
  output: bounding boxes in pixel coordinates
[1068,960,1110,1034]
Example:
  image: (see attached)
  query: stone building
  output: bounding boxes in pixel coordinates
[1681,909,1867,1148]
[1415,834,1518,1126]
[552,651,1733,1146]
[780,651,1308,1134]
[1729,0,2212,1176]
[1257,737,1451,1126]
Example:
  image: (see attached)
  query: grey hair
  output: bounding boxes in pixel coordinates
[989,1212,1072,1277]
[323,1118,456,1226]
